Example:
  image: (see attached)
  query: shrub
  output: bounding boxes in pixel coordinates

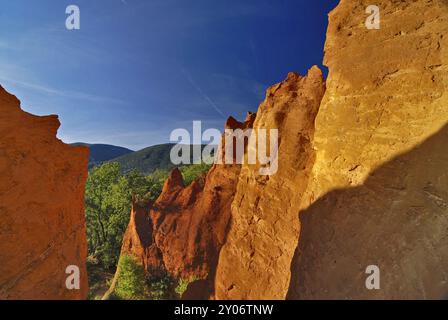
[146,274,177,300]
[114,255,148,300]
[175,278,190,296]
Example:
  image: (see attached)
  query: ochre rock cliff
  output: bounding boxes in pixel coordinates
[108,114,255,299]
[0,86,89,299]
[287,0,448,299]
[214,67,326,299]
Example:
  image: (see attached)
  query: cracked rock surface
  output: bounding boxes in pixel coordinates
[0,86,89,299]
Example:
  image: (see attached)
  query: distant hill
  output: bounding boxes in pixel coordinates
[108,143,210,174]
[71,143,133,167]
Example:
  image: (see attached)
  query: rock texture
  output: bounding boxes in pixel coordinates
[108,114,255,299]
[214,67,326,299]
[0,86,89,299]
[287,0,448,299]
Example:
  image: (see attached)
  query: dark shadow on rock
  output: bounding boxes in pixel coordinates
[181,204,234,300]
[287,124,448,299]
[182,279,212,300]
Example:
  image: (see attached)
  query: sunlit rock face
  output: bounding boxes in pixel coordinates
[214,67,326,299]
[0,86,89,299]
[303,0,448,198]
[288,0,448,299]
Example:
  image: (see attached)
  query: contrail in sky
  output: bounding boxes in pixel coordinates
[181,68,225,117]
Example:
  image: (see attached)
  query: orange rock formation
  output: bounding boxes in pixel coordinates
[0,86,89,299]
[215,67,326,299]
[108,114,255,299]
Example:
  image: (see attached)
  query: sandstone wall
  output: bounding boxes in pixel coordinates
[288,0,448,299]
[0,86,89,299]
[214,67,326,299]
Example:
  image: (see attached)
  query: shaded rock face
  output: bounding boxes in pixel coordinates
[0,86,89,299]
[120,200,165,278]
[114,115,255,298]
[287,0,448,299]
[214,67,326,299]
[288,124,448,299]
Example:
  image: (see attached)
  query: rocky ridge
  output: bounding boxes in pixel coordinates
[106,114,256,299]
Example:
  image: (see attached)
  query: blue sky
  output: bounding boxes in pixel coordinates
[0,0,338,150]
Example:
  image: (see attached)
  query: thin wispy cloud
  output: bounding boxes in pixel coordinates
[181,68,225,117]
[0,41,14,50]
[0,75,126,105]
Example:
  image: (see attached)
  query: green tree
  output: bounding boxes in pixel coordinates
[85,163,151,268]
[145,169,169,200]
